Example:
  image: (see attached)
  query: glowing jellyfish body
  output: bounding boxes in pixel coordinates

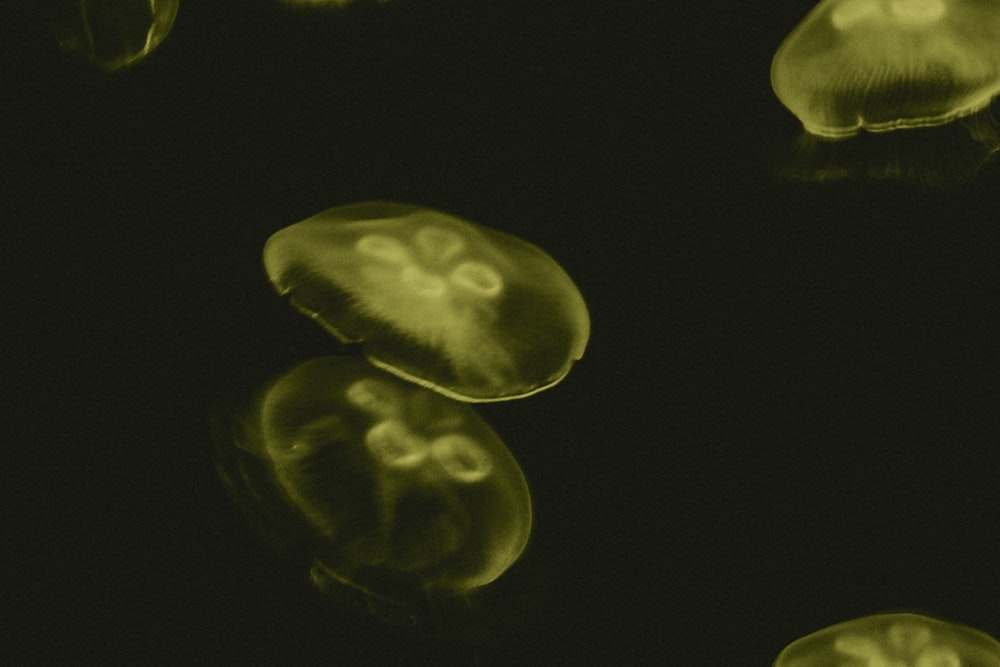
[771,0,1000,138]
[773,613,1000,667]
[238,356,532,605]
[44,0,179,70]
[263,202,589,402]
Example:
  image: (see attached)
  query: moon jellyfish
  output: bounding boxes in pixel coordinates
[263,202,590,402]
[770,0,1000,183]
[219,356,532,615]
[773,612,1000,667]
[772,0,1000,137]
[42,0,179,70]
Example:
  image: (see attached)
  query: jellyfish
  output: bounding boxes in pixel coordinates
[773,612,1000,667]
[41,0,179,70]
[770,0,1000,183]
[219,356,532,614]
[263,202,590,402]
[772,0,1000,138]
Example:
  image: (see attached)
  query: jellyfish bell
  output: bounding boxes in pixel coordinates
[772,0,1000,138]
[39,0,179,71]
[773,612,1000,667]
[770,0,1000,184]
[263,202,590,402]
[216,356,532,622]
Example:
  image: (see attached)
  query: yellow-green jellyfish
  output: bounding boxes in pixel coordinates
[263,202,590,402]
[773,612,1000,667]
[771,0,1000,138]
[225,356,532,609]
[43,0,179,70]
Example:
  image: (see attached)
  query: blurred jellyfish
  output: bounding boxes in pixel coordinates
[770,0,1000,183]
[773,612,1000,667]
[217,356,532,617]
[42,0,179,70]
[263,202,590,402]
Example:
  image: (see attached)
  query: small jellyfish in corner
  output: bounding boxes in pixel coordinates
[218,356,532,616]
[770,0,1000,183]
[263,202,590,402]
[40,0,179,71]
[773,612,1000,667]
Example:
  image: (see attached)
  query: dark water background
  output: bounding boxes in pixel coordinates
[4,0,999,664]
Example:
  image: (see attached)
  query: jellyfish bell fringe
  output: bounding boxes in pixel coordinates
[211,390,324,561]
[772,99,1000,187]
[771,0,1000,138]
[306,558,495,639]
[965,101,1000,160]
[770,0,1000,186]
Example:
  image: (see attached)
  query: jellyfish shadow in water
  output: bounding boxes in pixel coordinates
[215,356,533,628]
[263,201,590,403]
[770,0,1000,186]
[772,612,1000,667]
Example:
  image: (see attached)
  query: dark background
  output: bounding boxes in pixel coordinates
[4,0,999,664]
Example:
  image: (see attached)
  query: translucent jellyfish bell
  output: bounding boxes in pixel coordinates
[771,0,1000,138]
[223,356,532,612]
[43,0,179,70]
[263,202,590,402]
[773,612,1000,667]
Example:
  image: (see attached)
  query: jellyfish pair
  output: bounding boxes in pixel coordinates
[222,202,588,614]
[774,613,1000,667]
[40,0,179,70]
[771,0,1000,182]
